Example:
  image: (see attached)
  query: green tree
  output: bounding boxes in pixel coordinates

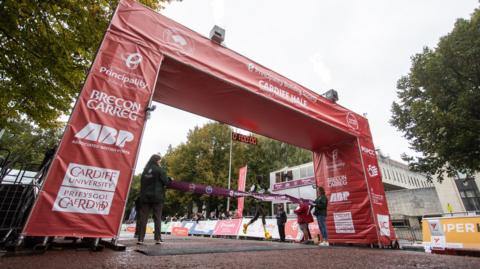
[0,0,171,131]
[391,7,480,181]
[140,122,312,218]
[0,120,63,169]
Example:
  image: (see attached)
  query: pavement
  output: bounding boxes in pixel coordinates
[1,235,479,269]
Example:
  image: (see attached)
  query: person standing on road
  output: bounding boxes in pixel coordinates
[294,201,314,244]
[276,204,287,242]
[137,154,172,245]
[314,186,329,246]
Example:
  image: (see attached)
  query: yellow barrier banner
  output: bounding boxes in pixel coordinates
[423,216,480,250]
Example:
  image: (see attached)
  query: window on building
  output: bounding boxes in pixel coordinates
[455,177,480,211]
[292,169,300,180]
[275,172,282,183]
[307,165,314,177]
[300,167,307,179]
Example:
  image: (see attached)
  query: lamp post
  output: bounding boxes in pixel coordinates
[226,128,233,212]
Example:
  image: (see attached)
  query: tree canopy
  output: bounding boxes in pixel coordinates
[0,1,170,130]
[390,7,480,181]
[0,1,174,165]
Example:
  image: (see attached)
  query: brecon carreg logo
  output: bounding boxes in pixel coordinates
[86,89,141,121]
[327,175,348,188]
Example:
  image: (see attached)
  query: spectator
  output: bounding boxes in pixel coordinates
[276,204,287,242]
[314,186,329,246]
[137,154,172,245]
[294,201,314,244]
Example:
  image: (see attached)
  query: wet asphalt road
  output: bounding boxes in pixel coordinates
[1,236,479,269]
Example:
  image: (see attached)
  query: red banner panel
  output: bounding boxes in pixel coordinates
[237,166,248,217]
[313,141,378,244]
[23,30,163,237]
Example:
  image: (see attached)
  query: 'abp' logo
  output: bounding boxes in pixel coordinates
[122,52,143,69]
[75,122,134,148]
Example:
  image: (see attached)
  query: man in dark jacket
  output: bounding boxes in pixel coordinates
[314,186,328,246]
[276,204,287,242]
[137,154,172,245]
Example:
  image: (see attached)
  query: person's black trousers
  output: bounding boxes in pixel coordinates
[138,202,163,241]
[278,224,286,241]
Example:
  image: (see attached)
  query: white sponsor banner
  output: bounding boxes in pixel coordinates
[191,220,217,234]
[53,186,114,215]
[428,219,444,236]
[334,212,355,234]
[240,218,280,239]
[430,235,446,250]
[377,214,390,236]
[60,163,119,192]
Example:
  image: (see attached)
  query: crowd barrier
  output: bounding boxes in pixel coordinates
[120,218,321,241]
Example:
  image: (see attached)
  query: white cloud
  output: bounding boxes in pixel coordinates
[210,0,225,27]
[309,53,332,86]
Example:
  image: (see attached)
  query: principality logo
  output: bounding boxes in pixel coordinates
[122,52,143,69]
[326,148,345,172]
[163,28,195,55]
[346,112,359,130]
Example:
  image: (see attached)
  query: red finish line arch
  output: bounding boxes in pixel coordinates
[23,0,395,246]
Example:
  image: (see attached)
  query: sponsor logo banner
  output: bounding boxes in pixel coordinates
[273,177,315,191]
[330,191,350,204]
[52,163,119,215]
[23,30,164,238]
[172,227,189,236]
[428,219,444,236]
[334,212,355,234]
[377,214,390,237]
[190,220,217,235]
[86,89,142,121]
[237,166,247,217]
[213,219,242,236]
[240,218,280,239]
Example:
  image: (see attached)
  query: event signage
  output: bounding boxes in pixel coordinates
[273,177,315,191]
[23,14,164,237]
[22,0,394,246]
[232,132,257,145]
[237,166,247,217]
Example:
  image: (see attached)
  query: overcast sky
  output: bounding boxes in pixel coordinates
[136,0,479,172]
